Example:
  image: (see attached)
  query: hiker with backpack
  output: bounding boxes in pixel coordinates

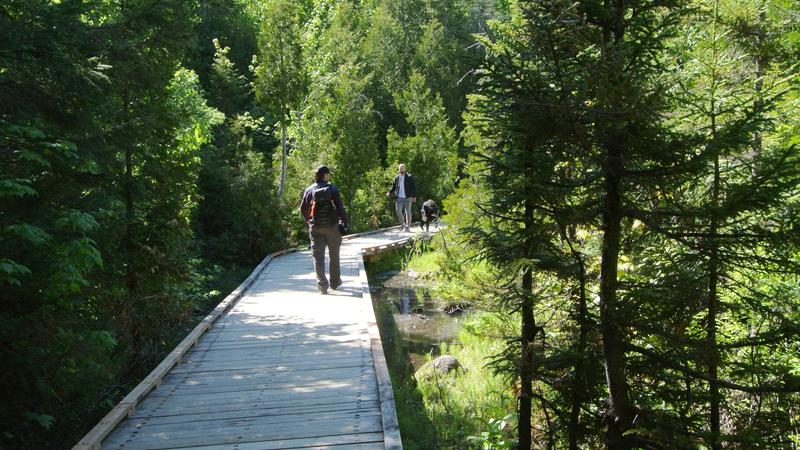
[300,165,349,295]
[385,163,416,232]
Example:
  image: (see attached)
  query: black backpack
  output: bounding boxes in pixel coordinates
[311,184,338,226]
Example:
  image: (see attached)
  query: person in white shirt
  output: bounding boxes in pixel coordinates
[386,163,416,232]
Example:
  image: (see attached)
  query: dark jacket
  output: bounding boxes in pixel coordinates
[301,180,348,226]
[388,173,416,199]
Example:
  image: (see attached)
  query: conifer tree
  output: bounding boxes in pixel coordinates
[465,0,696,447]
[620,1,800,446]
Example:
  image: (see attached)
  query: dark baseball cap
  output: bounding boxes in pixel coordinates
[315,165,332,176]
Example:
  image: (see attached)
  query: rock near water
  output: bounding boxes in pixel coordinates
[415,355,463,380]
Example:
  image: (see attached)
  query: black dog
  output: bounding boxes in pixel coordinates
[420,199,438,231]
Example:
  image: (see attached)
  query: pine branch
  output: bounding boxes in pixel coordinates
[625,342,800,393]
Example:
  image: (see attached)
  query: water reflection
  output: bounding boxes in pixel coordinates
[369,269,470,373]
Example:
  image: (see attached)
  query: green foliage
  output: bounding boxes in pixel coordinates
[197,36,287,261]
[252,0,307,119]
[286,62,381,230]
[387,71,459,202]
[467,414,517,450]
[192,0,259,83]
[351,166,398,230]
[207,38,251,116]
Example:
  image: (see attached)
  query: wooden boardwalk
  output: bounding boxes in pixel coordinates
[75,227,421,450]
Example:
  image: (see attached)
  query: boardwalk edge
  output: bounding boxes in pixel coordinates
[358,246,404,450]
[71,248,298,450]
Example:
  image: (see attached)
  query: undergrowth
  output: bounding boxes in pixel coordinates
[387,233,518,449]
[414,316,518,449]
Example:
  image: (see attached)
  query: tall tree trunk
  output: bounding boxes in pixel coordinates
[752,0,766,163]
[120,2,139,362]
[598,0,635,445]
[519,266,535,450]
[560,224,589,450]
[125,147,136,296]
[279,108,287,197]
[518,201,537,450]
[124,143,139,359]
[707,151,721,450]
[599,144,634,449]
[707,3,722,445]
[569,238,589,450]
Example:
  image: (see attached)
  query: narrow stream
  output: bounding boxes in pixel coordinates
[365,252,476,449]
[367,265,471,376]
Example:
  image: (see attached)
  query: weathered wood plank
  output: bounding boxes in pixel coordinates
[102,413,383,449]
[190,333,370,349]
[160,432,386,450]
[132,388,379,417]
[133,380,378,415]
[130,396,379,420]
[148,376,375,399]
[111,406,382,435]
[178,346,370,365]
[156,364,371,389]
[170,354,370,374]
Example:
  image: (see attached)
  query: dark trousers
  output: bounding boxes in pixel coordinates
[309,224,342,291]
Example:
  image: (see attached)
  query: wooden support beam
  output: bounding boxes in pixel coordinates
[358,252,403,450]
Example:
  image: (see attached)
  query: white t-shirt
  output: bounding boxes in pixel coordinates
[397,174,406,198]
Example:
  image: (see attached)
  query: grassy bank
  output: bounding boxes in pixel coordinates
[415,318,518,449]
[374,241,518,449]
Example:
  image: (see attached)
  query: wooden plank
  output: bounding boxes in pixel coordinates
[179,345,369,365]
[102,413,383,450]
[110,406,382,436]
[175,352,370,371]
[148,372,374,395]
[149,371,374,397]
[160,432,386,450]
[127,398,380,425]
[170,353,370,374]
[132,384,379,416]
[137,387,379,411]
[158,362,370,385]
[198,321,371,336]
[190,333,370,351]
[191,331,369,346]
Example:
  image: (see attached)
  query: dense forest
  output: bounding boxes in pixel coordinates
[1,0,798,448]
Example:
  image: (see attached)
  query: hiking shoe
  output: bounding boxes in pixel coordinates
[319,287,328,295]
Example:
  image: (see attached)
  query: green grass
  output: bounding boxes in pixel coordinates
[404,248,496,311]
[409,314,518,449]
[376,246,518,449]
[405,250,441,278]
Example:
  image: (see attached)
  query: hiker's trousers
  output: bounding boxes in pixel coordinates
[309,224,342,291]
[395,197,413,228]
